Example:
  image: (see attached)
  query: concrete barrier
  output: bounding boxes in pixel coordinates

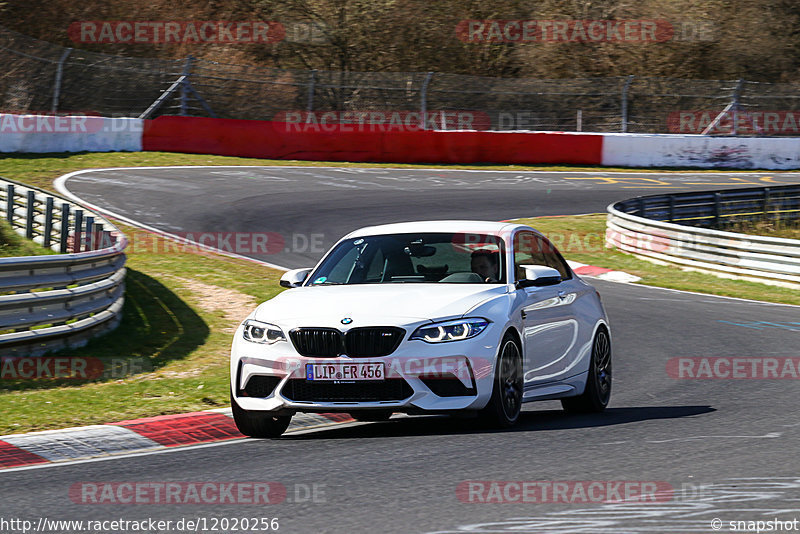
[0,114,143,153]
[602,133,800,169]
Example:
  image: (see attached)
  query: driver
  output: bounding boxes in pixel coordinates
[471,249,500,283]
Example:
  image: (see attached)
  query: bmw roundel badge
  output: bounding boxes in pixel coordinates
[341,318,353,325]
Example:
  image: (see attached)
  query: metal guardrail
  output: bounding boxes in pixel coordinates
[606,185,800,287]
[0,177,127,356]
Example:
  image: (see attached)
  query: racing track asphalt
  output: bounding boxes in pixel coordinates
[2,167,800,533]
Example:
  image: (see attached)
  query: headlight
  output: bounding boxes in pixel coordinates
[242,319,286,344]
[410,318,490,343]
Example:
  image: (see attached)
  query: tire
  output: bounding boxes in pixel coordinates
[231,391,292,438]
[480,333,523,428]
[561,326,612,414]
[349,411,393,422]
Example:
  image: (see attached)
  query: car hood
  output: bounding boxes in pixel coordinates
[253,284,508,327]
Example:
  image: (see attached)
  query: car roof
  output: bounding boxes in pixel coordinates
[344,220,536,239]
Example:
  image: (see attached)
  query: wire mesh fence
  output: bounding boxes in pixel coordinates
[4,24,800,135]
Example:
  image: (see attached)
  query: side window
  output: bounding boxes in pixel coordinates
[540,237,572,280]
[513,231,547,281]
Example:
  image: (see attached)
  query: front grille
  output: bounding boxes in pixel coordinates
[243,375,282,397]
[290,328,343,357]
[282,379,414,402]
[420,374,476,397]
[345,327,405,357]
[289,326,406,357]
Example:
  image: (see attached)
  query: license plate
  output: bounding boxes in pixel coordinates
[306,362,385,381]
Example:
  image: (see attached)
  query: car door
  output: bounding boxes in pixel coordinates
[513,231,581,386]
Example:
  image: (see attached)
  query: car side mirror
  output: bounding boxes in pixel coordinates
[515,265,562,289]
[280,268,312,288]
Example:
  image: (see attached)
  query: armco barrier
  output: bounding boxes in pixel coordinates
[606,185,800,287]
[0,178,127,356]
[0,114,143,153]
[142,116,604,165]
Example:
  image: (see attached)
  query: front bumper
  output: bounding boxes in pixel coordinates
[230,323,501,414]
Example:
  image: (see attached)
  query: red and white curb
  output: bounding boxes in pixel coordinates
[567,260,641,283]
[0,410,353,470]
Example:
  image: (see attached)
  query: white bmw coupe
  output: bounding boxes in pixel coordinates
[230,221,611,438]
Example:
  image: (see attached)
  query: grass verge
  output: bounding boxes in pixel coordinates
[0,219,53,258]
[0,222,285,434]
[0,152,797,435]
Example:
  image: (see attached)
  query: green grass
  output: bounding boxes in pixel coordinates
[0,223,285,434]
[723,219,800,241]
[0,219,54,258]
[0,152,798,435]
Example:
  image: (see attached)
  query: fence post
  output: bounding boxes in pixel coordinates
[179,56,194,117]
[59,203,70,253]
[307,69,317,112]
[621,75,634,133]
[763,187,771,221]
[420,72,434,130]
[714,192,722,227]
[731,79,744,136]
[74,209,84,253]
[43,197,54,249]
[51,48,73,113]
[6,185,14,225]
[25,190,35,240]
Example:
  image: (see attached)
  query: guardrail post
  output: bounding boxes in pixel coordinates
[714,192,722,227]
[668,195,675,223]
[59,203,70,253]
[6,185,14,224]
[85,216,95,251]
[763,188,771,221]
[43,197,54,248]
[94,223,105,249]
[25,190,35,240]
[74,209,83,253]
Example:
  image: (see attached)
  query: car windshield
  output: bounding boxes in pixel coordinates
[308,232,506,285]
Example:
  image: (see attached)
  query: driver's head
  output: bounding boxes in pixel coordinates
[471,249,500,281]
